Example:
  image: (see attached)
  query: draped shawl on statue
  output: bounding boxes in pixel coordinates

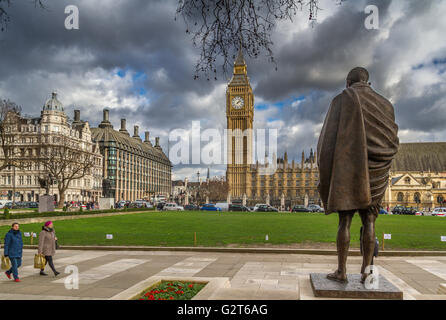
[317,82,399,215]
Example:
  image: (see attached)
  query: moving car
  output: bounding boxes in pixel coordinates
[228,204,251,212]
[199,204,222,211]
[163,203,184,211]
[256,205,279,212]
[291,205,311,213]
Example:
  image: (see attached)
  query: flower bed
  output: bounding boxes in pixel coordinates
[138,281,206,300]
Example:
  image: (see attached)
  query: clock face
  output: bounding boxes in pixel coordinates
[231,96,244,109]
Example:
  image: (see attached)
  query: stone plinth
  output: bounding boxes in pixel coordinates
[39,195,55,213]
[99,198,115,210]
[310,273,403,300]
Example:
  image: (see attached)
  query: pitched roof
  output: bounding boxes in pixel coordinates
[391,142,446,172]
[90,127,171,166]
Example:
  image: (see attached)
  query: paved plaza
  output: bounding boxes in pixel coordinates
[1,249,446,300]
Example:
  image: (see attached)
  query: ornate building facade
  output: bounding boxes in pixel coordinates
[226,49,320,207]
[91,109,172,201]
[383,142,446,210]
[0,93,103,203]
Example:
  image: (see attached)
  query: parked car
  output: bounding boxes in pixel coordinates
[256,205,279,212]
[0,201,12,209]
[163,203,184,211]
[184,204,199,211]
[253,203,268,212]
[307,204,324,212]
[392,206,416,215]
[432,208,446,217]
[200,204,222,211]
[228,204,251,212]
[156,202,166,210]
[291,205,311,213]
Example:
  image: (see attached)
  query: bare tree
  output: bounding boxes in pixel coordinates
[206,176,229,202]
[0,0,45,32]
[37,133,97,208]
[0,99,23,171]
[176,0,345,80]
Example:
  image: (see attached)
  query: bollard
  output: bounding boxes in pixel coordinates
[194,232,197,247]
[382,232,384,251]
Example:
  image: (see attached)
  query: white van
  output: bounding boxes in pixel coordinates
[215,203,229,211]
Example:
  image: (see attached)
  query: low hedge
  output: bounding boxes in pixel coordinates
[2,207,154,220]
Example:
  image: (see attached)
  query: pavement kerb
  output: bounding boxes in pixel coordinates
[21,245,446,257]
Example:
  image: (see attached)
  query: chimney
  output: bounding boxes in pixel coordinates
[103,109,109,121]
[119,119,129,135]
[98,108,113,129]
[155,137,161,148]
[144,131,153,146]
[74,110,80,122]
[133,125,141,141]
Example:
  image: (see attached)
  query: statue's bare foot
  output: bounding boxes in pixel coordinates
[326,270,348,283]
[360,273,370,284]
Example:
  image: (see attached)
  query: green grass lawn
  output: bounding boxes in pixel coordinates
[1,211,446,250]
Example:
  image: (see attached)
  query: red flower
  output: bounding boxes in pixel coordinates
[169,296,174,300]
[148,295,155,300]
[188,284,194,288]
[144,292,151,297]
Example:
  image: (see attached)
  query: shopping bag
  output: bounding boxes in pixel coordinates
[34,254,46,269]
[1,255,11,270]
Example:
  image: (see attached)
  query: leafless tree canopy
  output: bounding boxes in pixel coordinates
[206,176,229,202]
[37,133,97,208]
[0,0,45,32]
[176,0,345,80]
[0,99,22,171]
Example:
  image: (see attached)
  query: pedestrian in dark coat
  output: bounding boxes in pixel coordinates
[3,223,23,282]
[38,221,60,276]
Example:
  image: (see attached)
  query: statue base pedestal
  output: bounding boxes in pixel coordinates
[309,273,403,300]
[99,197,115,210]
[39,195,55,213]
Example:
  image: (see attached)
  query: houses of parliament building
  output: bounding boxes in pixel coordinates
[225,48,446,211]
[225,48,320,208]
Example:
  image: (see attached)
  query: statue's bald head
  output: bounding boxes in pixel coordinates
[346,67,369,87]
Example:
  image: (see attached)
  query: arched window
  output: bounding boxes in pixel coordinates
[437,195,444,204]
[414,193,421,204]
[397,192,404,202]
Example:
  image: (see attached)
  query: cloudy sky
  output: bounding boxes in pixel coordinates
[1,0,445,181]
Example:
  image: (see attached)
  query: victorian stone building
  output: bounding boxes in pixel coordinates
[226,48,320,207]
[0,92,103,203]
[382,142,446,211]
[91,109,172,202]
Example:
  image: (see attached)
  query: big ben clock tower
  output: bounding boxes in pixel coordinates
[226,46,254,199]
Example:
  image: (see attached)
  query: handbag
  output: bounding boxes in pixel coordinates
[1,255,11,270]
[34,254,46,269]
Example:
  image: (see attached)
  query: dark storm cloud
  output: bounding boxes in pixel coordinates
[0,0,445,180]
